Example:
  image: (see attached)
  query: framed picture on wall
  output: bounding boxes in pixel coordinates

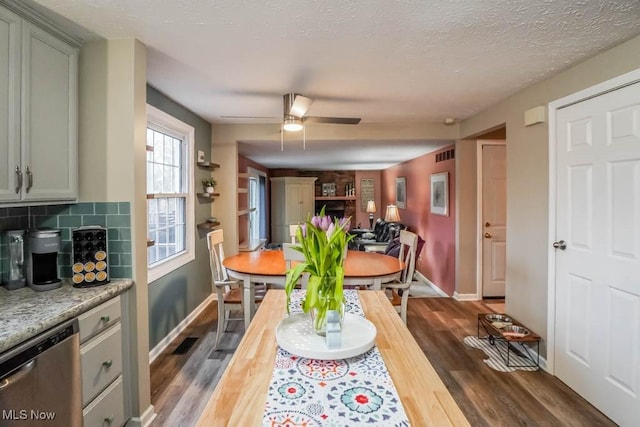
[396,177,406,209]
[430,172,448,216]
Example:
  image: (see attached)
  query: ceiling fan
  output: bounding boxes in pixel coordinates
[222,93,361,130]
[281,93,360,132]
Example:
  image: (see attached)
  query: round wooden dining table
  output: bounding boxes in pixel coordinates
[223,250,404,328]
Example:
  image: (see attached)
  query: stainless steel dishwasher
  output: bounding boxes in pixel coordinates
[0,318,82,426]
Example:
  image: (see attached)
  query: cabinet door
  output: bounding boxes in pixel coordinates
[285,184,306,223]
[21,22,78,201]
[0,6,21,202]
[299,182,315,220]
[286,183,315,223]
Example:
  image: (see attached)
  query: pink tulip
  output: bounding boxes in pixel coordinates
[310,215,322,229]
[338,217,351,232]
[319,215,332,231]
[326,222,335,239]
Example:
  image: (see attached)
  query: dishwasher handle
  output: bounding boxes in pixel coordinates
[0,359,36,389]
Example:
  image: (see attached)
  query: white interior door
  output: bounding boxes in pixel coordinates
[482,144,507,297]
[554,81,640,426]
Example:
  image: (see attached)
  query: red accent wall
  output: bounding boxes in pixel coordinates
[381,146,456,295]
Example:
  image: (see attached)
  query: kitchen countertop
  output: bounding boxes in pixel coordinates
[0,279,134,354]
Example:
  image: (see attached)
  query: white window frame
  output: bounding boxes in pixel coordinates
[146,104,195,283]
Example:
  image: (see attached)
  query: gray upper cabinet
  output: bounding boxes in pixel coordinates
[0,5,21,202]
[0,2,79,205]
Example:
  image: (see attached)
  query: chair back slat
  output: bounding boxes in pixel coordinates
[398,230,418,284]
[282,242,308,289]
[282,242,305,268]
[207,229,230,286]
[289,224,300,244]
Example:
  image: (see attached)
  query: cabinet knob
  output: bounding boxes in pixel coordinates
[484,232,492,238]
[104,415,114,424]
[102,360,113,368]
[100,315,110,323]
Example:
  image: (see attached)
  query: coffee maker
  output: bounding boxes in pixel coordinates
[25,229,62,291]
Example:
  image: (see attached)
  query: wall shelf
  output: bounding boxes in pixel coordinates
[238,207,256,216]
[315,196,357,201]
[197,192,220,198]
[238,238,266,252]
[197,221,220,230]
[197,161,220,170]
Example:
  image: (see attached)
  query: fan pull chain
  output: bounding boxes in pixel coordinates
[281,122,284,151]
[303,125,306,150]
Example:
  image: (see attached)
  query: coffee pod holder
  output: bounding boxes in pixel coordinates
[71,226,110,287]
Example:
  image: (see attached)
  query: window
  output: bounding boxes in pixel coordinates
[146,105,195,282]
[246,167,267,246]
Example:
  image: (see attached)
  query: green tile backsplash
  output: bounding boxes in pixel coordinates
[0,202,132,283]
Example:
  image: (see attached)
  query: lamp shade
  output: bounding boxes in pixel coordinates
[366,200,376,213]
[385,205,401,222]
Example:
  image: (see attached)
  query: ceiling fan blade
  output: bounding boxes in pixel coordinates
[284,93,313,118]
[220,115,278,119]
[303,116,361,125]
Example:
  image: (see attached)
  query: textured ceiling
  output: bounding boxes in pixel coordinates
[29,0,640,168]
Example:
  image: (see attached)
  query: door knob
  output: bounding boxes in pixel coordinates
[553,240,567,250]
[484,232,491,238]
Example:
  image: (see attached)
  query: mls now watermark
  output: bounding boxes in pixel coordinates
[2,410,56,421]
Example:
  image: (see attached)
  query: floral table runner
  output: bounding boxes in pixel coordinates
[263,290,411,426]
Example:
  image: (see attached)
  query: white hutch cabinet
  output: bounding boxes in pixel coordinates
[270,177,317,244]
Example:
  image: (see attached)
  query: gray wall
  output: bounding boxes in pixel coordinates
[146,85,213,350]
[458,34,640,358]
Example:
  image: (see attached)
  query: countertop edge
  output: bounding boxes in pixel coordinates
[0,279,134,354]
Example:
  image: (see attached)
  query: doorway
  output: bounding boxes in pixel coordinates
[548,70,640,426]
[480,143,507,297]
[246,167,267,247]
[472,135,507,299]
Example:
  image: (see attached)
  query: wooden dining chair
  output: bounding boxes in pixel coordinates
[289,224,301,243]
[282,242,308,289]
[385,229,418,324]
[206,229,264,350]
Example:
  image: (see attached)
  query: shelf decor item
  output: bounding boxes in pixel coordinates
[285,206,354,335]
[201,177,217,193]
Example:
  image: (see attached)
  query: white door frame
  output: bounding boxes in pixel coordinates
[475,140,506,299]
[546,68,640,374]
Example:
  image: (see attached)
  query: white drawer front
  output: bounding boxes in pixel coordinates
[81,323,122,406]
[82,375,125,427]
[78,296,121,343]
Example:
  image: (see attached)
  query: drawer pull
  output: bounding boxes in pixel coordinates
[102,360,113,368]
[100,315,110,323]
[104,415,114,425]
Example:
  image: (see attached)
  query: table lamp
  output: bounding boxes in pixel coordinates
[385,204,401,223]
[366,200,376,229]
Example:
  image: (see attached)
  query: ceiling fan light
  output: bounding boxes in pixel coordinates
[283,116,303,132]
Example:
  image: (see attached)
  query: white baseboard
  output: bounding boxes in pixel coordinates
[149,293,216,363]
[453,291,481,301]
[414,271,449,297]
[125,405,156,427]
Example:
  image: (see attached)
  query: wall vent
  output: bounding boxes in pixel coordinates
[436,149,455,163]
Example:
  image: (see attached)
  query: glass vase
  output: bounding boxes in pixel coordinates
[309,277,345,336]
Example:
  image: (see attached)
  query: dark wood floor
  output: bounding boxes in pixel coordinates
[150,296,615,426]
